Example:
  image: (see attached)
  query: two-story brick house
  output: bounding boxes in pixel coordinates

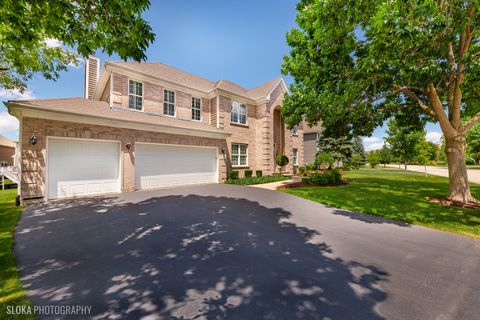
[6,58,303,201]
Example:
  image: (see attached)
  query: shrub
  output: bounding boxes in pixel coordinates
[341,165,352,171]
[244,170,253,178]
[225,175,289,185]
[351,153,362,169]
[298,166,306,175]
[228,170,239,180]
[293,166,298,174]
[306,163,317,171]
[256,170,263,177]
[309,169,342,185]
[276,154,289,168]
[466,158,475,165]
[315,153,334,170]
[301,177,310,184]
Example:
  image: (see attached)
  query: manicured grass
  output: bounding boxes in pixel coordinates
[283,168,480,238]
[226,174,290,185]
[0,189,34,319]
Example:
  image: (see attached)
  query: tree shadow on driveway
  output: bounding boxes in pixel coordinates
[15,194,389,319]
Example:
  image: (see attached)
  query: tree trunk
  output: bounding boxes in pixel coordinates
[404,162,407,171]
[445,136,476,203]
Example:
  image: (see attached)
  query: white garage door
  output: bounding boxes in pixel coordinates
[135,143,218,189]
[47,138,121,199]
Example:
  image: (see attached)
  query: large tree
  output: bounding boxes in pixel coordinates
[1,0,155,91]
[282,0,480,203]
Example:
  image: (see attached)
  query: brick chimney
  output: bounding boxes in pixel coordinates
[84,56,100,99]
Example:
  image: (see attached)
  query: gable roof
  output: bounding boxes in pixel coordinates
[105,61,286,101]
[0,134,16,148]
[108,62,216,92]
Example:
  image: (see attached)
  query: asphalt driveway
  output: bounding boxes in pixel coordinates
[14,184,480,319]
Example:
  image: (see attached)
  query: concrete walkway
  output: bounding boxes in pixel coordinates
[387,164,480,184]
[249,179,294,190]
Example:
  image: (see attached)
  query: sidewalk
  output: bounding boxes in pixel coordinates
[386,164,480,184]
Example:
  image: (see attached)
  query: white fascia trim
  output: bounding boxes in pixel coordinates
[7,103,230,140]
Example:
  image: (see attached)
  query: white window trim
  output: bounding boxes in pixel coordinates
[292,148,299,165]
[231,143,248,167]
[163,88,176,117]
[128,79,144,112]
[191,97,202,122]
[230,101,248,126]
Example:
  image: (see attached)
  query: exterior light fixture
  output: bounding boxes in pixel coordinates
[126,143,132,150]
[30,135,38,145]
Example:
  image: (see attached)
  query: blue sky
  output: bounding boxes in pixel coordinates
[0,0,441,148]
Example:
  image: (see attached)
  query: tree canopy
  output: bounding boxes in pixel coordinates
[282,0,480,202]
[0,0,155,91]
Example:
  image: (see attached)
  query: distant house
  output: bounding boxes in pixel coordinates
[303,123,322,165]
[0,134,16,167]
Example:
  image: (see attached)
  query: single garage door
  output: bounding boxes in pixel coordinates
[47,138,121,199]
[135,143,218,189]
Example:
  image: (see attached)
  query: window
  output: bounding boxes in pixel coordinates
[231,101,247,125]
[128,80,143,110]
[231,144,248,166]
[164,89,175,116]
[192,97,201,121]
[291,125,298,135]
[292,148,298,165]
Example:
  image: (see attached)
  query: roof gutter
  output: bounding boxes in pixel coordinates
[5,101,230,140]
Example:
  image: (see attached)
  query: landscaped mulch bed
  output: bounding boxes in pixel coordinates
[277,180,349,189]
[428,197,480,210]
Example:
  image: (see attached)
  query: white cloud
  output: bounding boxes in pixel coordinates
[366,143,384,151]
[0,88,35,100]
[426,131,442,145]
[0,112,19,133]
[45,38,62,48]
[362,136,382,144]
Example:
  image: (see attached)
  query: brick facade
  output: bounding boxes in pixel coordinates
[20,117,228,200]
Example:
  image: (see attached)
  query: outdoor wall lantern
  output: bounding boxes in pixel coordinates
[220,148,225,155]
[126,143,132,150]
[30,134,38,145]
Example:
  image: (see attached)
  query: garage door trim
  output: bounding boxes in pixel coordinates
[135,142,219,189]
[45,136,122,200]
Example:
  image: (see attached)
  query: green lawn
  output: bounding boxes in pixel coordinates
[283,168,480,238]
[0,189,34,319]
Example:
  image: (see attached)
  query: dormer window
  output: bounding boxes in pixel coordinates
[231,101,247,125]
[128,80,143,110]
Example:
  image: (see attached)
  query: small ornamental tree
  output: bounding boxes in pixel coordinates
[276,154,289,172]
[282,0,480,203]
[385,120,424,171]
[379,144,393,167]
[352,136,367,164]
[367,151,380,168]
[315,152,334,171]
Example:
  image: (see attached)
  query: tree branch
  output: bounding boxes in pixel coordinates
[464,111,480,132]
[426,82,457,137]
[393,86,437,119]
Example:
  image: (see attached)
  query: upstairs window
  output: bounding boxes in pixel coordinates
[291,125,298,135]
[232,144,248,166]
[231,101,247,125]
[164,89,175,116]
[192,97,201,121]
[128,80,143,110]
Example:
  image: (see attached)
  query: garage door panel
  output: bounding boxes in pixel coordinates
[136,144,217,189]
[48,139,120,199]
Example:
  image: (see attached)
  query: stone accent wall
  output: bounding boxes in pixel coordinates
[20,117,228,200]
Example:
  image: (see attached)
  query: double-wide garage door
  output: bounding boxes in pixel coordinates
[46,139,218,199]
[47,138,121,199]
[135,143,218,189]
